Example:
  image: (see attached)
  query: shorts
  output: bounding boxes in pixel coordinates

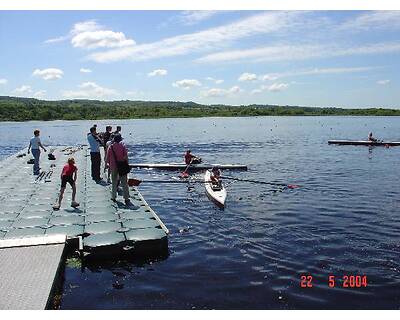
[61,175,75,188]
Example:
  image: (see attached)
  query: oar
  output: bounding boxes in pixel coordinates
[180,159,193,178]
[129,178,215,186]
[221,175,300,189]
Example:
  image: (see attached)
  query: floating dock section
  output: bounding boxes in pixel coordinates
[0,146,168,259]
[0,235,66,310]
[130,162,248,171]
[0,145,169,308]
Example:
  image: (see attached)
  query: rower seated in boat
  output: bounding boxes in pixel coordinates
[210,167,222,190]
[185,150,202,165]
[368,132,378,142]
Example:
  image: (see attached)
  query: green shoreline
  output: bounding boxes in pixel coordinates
[1,96,400,121]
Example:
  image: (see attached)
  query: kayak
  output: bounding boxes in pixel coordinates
[129,163,247,171]
[204,170,227,208]
[328,140,400,146]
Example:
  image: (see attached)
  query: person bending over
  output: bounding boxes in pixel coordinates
[53,158,80,210]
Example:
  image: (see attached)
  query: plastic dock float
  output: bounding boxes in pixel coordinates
[129,162,248,171]
[0,235,66,310]
[0,146,169,261]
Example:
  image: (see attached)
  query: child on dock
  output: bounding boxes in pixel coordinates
[53,158,80,210]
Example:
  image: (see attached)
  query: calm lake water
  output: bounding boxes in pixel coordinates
[1,116,400,309]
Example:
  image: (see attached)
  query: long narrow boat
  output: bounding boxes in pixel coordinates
[129,163,247,171]
[328,140,400,146]
[204,170,227,208]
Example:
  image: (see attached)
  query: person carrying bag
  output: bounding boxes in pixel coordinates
[106,133,131,205]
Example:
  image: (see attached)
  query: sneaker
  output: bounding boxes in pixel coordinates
[71,201,80,208]
[52,204,60,210]
[125,199,132,206]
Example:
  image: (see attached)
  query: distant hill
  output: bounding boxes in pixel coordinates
[0,96,399,121]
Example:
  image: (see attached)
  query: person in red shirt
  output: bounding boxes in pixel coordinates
[184,150,202,165]
[53,157,79,210]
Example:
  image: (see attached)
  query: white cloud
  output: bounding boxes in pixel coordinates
[251,82,289,94]
[205,77,224,84]
[203,86,242,97]
[33,90,46,99]
[148,69,168,77]
[13,85,32,95]
[88,11,307,63]
[172,79,202,90]
[0,78,7,85]
[377,79,390,85]
[339,11,400,32]
[265,83,289,92]
[261,74,279,81]
[261,66,376,81]
[126,90,145,97]
[80,68,92,73]
[45,20,101,44]
[44,36,69,44]
[62,82,118,99]
[179,11,219,25]
[238,72,258,82]
[32,68,64,80]
[72,30,135,50]
[72,20,102,34]
[46,20,135,50]
[197,42,400,64]
[251,89,263,95]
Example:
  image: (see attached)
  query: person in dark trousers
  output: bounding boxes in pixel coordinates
[106,133,131,205]
[87,126,102,181]
[103,126,113,183]
[28,129,47,175]
[53,157,80,210]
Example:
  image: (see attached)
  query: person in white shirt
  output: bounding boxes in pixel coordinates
[87,126,102,181]
[28,129,47,175]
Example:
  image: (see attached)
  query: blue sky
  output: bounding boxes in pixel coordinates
[0,10,399,108]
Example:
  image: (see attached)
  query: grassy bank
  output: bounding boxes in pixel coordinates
[1,96,399,121]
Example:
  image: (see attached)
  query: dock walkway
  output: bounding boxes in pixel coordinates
[0,235,66,309]
[0,145,168,258]
[0,146,169,309]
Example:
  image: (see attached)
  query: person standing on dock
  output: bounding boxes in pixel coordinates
[52,157,80,210]
[106,133,131,205]
[103,126,113,183]
[113,125,122,137]
[87,126,102,182]
[28,129,47,175]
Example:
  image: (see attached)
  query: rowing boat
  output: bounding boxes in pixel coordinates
[204,170,227,208]
[328,140,400,146]
[129,163,247,171]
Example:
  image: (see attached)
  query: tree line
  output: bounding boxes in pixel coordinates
[1,96,399,121]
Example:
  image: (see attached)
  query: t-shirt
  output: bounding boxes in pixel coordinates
[106,142,128,171]
[103,131,112,145]
[185,153,192,165]
[62,163,77,177]
[30,136,41,150]
[87,133,100,152]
